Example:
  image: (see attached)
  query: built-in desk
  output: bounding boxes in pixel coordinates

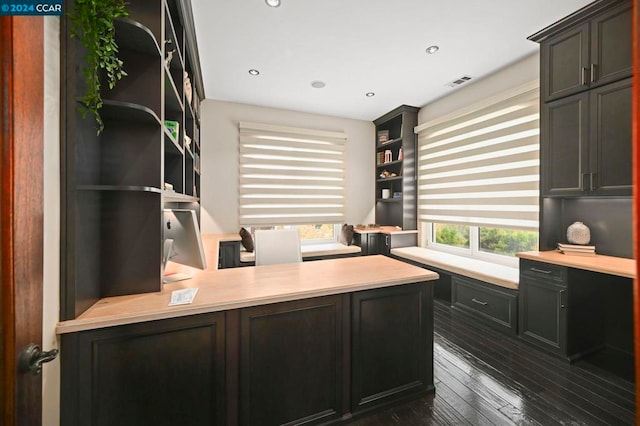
[516,251,635,380]
[58,255,439,425]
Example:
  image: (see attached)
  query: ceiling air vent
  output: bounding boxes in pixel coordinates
[446,75,473,88]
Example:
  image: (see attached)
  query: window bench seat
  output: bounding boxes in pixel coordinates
[390,246,519,335]
[233,243,361,266]
[390,246,519,290]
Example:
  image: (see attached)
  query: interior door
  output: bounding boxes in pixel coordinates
[0,16,45,425]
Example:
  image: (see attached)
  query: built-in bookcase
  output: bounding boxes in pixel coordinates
[374,105,418,230]
[61,0,204,320]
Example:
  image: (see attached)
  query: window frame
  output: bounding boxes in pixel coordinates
[424,222,525,268]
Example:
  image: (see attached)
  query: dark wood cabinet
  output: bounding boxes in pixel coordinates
[588,78,632,194]
[518,265,568,355]
[452,276,518,335]
[374,105,418,229]
[533,1,632,198]
[60,313,226,426]
[537,1,631,102]
[238,296,345,425]
[355,231,417,256]
[353,232,384,256]
[61,0,205,319]
[351,283,434,415]
[518,259,608,361]
[541,78,631,196]
[61,282,435,425]
[218,241,240,269]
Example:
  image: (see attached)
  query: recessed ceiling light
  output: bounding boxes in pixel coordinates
[366,92,375,97]
[425,45,439,54]
[311,80,326,89]
[248,69,260,76]
[265,0,281,7]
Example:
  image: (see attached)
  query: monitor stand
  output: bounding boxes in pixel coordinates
[162,272,192,284]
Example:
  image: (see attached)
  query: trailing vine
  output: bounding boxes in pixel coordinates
[70,0,129,133]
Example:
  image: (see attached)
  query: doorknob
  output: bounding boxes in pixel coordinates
[19,344,58,375]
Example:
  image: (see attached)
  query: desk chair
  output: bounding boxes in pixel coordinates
[254,229,302,266]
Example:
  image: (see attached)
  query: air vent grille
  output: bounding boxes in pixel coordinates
[446,75,473,88]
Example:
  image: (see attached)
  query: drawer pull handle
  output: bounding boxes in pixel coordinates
[530,267,552,274]
[472,298,488,306]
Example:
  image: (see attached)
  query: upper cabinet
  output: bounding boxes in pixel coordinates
[536,1,631,102]
[530,0,632,197]
[373,105,419,230]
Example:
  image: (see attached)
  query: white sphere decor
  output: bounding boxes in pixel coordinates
[567,221,590,245]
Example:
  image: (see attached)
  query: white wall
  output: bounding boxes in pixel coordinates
[200,100,375,233]
[418,52,540,123]
[42,17,61,426]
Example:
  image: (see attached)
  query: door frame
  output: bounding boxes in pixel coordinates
[0,16,45,426]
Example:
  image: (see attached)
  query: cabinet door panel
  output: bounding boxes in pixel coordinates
[519,276,567,355]
[541,23,590,101]
[239,296,344,425]
[541,93,589,196]
[589,78,632,195]
[61,313,226,426]
[351,283,433,413]
[590,3,632,88]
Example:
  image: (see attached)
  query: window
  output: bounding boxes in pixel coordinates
[238,122,347,226]
[249,224,338,244]
[416,81,540,264]
[427,223,538,266]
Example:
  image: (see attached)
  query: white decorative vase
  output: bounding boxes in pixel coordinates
[567,221,590,245]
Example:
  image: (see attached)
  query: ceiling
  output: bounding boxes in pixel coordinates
[191,0,593,121]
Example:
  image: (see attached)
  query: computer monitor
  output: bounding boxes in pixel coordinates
[162,209,207,282]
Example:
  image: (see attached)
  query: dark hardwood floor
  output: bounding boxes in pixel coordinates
[349,301,636,425]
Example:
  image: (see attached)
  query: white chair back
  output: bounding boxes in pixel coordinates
[254,230,302,266]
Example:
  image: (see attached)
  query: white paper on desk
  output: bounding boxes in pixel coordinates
[168,288,199,306]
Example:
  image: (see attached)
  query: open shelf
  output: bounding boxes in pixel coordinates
[114,18,161,56]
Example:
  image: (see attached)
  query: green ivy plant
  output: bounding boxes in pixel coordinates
[70,0,129,133]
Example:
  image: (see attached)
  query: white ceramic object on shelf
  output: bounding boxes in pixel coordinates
[567,221,590,245]
[382,189,391,199]
[184,72,193,105]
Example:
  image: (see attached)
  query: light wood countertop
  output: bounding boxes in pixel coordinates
[517,251,636,279]
[57,255,438,334]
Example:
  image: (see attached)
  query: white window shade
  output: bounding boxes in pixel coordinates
[239,122,347,226]
[415,83,540,231]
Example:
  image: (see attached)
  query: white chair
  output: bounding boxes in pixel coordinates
[254,229,302,266]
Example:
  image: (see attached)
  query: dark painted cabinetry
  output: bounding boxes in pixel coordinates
[61,0,205,319]
[353,232,385,256]
[61,313,226,426]
[542,78,631,196]
[354,231,417,256]
[374,105,419,229]
[238,295,345,425]
[452,276,518,335]
[538,1,631,102]
[532,0,632,197]
[61,283,434,425]
[518,259,611,361]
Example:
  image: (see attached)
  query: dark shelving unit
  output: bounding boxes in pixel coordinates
[61,0,205,320]
[373,105,419,230]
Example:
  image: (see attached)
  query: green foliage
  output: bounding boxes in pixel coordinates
[70,0,129,133]
[479,227,538,256]
[435,224,538,257]
[435,224,470,248]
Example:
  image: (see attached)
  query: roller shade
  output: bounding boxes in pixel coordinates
[239,122,347,226]
[415,83,540,230]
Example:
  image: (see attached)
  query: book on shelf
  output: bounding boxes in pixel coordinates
[377,130,389,143]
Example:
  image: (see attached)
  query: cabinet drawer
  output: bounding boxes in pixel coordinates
[520,259,567,283]
[451,276,518,335]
